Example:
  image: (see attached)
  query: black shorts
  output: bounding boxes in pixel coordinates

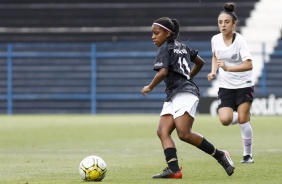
[217,86,254,111]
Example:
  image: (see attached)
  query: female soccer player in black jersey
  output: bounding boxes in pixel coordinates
[141,17,235,178]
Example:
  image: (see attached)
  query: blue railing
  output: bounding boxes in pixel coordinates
[0,42,164,114]
[259,41,282,96]
[0,41,279,114]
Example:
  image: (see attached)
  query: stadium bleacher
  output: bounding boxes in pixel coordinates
[0,0,266,114]
[0,0,257,42]
[255,38,282,96]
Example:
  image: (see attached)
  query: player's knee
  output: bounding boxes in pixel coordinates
[178,131,192,143]
[156,128,168,138]
[221,121,230,126]
[238,116,249,124]
[156,128,162,137]
[219,116,232,126]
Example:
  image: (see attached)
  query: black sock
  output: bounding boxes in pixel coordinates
[164,148,180,172]
[197,138,223,160]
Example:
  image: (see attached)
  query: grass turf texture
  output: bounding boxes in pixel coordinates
[0,114,281,184]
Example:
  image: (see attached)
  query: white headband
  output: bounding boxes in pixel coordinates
[153,23,172,33]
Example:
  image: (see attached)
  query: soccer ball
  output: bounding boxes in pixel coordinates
[79,155,107,181]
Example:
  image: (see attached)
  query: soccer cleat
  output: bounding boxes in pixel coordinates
[152,167,182,179]
[218,150,235,176]
[241,155,254,163]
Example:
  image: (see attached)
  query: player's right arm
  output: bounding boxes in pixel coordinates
[141,68,168,96]
[207,52,218,81]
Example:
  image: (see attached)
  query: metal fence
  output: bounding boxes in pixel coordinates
[0,41,279,114]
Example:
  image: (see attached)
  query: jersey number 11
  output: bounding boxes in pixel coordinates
[178,57,190,80]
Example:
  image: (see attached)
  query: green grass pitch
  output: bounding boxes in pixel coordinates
[0,114,281,184]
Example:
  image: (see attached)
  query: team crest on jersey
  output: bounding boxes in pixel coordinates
[231,54,238,60]
[154,62,163,67]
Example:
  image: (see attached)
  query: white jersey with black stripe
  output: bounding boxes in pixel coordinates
[211,32,253,89]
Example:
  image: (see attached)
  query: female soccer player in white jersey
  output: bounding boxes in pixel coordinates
[207,2,254,164]
[141,17,235,179]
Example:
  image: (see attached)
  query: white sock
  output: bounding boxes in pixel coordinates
[231,111,238,125]
[239,122,253,156]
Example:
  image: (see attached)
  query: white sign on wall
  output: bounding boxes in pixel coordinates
[209,94,282,116]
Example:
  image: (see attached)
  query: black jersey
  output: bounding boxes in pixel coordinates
[153,41,200,101]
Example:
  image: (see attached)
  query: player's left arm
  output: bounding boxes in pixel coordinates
[222,36,253,72]
[190,55,205,80]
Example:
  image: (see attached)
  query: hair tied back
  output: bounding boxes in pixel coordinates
[224,3,235,13]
